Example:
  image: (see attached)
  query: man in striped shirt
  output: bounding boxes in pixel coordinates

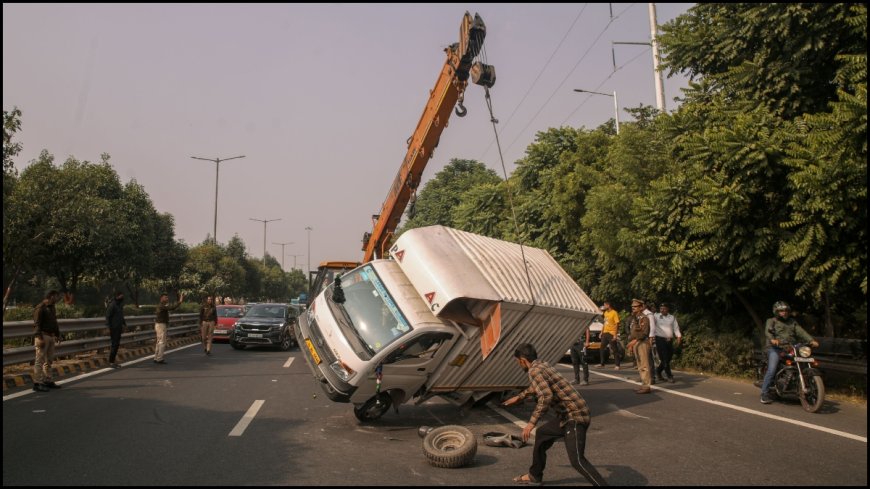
[503,343,608,486]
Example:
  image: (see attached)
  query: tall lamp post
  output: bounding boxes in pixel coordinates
[190,155,245,243]
[289,254,304,270]
[273,241,294,271]
[305,226,313,286]
[250,217,281,267]
[573,89,620,135]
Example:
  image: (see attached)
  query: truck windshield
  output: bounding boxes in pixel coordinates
[330,265,412,356]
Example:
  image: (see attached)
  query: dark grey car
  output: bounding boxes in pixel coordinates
[230,303,299,351]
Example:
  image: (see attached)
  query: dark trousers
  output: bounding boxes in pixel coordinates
[655,336,674,379]
[109,327,122,363]
[599,333,622,366]
[529,418,608,486]
[569,344,588,382]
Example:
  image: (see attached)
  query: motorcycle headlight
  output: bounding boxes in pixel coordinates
[329,360,356,382]
[798,346,812,358]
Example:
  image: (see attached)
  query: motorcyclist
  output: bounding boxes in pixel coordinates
[759,301,819,404]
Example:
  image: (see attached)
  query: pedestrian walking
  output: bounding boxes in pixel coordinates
[503,343,608,486]
[200,295,217,355]
[105,291,127,368]
[569,326,590,386]
[653,303,681,382]
[643,300,658,384]
[597,301,623,369]
[154,292,183,364]
[32,290,62,392]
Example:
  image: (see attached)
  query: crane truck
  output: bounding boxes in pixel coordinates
[296,12,596,424]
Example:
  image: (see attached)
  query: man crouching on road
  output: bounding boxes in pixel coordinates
[502,343,608,486]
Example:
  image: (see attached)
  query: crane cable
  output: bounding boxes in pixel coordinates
[482,84,537,308]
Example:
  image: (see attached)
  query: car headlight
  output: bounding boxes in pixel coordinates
[329,361,356,382]
[798,346,812,358]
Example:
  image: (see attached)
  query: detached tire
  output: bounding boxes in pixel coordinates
[422,425,477,468]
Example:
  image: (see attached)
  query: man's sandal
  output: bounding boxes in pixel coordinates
[513,474,541,485]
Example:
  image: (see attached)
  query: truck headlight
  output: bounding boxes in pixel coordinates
[329,361,356,382]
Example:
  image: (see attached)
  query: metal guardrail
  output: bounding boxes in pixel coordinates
[2,314,200,367]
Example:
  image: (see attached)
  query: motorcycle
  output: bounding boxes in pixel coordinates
[756,343,826,413]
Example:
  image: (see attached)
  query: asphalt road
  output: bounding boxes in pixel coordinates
[3,342,866,486]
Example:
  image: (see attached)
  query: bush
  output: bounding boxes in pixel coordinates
[672,321,757,378]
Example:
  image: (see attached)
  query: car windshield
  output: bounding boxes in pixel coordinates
[328,265,411,356]
[218,307,244,318]
[245,304,286,319]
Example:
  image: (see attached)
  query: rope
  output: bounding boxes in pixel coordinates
[483,87,536,307]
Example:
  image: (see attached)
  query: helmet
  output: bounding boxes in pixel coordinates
[772,301,791,314]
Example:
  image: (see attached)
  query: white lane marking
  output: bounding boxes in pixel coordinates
[229,400,265,437]
[606,403,650,419]
[283,357,294,368]
[487,402,538,436]
[587,368,867,443]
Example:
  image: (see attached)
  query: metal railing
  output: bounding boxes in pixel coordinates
[2,314,200,366]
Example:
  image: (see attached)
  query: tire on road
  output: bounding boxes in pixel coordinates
[422,425,477,468]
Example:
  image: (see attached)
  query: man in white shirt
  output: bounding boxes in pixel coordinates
[653,303,682,383]
[642,301,658,385]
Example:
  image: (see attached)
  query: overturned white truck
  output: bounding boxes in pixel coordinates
[295,225,598,421]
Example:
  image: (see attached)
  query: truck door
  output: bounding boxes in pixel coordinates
[351,332,454,404]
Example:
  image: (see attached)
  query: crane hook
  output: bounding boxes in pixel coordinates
[455,101,467,117]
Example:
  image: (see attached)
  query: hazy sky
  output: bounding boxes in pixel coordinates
[3,3,693,275]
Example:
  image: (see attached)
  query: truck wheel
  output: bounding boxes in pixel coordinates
[422,425,477,468]
[353,393,392,422]
[231,341,245,350]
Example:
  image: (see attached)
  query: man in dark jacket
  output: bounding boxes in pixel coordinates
[760,301,818,404]
[105,291,127,368]
[32,290,62,392]
[199,295,217,356]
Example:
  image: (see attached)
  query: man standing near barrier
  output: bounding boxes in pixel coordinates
[105,291,127,368]
[32,290,62,392]
[199,295,217,356]
[154,292,183,364]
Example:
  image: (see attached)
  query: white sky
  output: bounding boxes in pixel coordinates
[3,3,693,275]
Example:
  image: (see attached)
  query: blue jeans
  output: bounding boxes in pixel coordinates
[760,347,781,395]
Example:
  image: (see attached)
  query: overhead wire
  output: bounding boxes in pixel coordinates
[477,4,589,161]
[480,3,637,164]
[560,45,650,127]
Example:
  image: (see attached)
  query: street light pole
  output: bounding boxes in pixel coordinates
[273,241,294,271]
[289,254,304,270]
[191,155,245,243]
[572,89,620,134]
[250,218,281,267]
[305,226,313,284]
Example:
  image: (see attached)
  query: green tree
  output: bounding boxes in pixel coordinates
[780,50,867,334]
[400,158,501,231]
[6,152,131,304]
[659,3,867,118]
[3,107,24,312]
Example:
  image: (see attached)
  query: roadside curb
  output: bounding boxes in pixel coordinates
[3,335,201,392]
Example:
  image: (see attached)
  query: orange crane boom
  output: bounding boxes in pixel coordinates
[361,11,495,262]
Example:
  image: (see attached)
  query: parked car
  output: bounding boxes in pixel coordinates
[213,305,245,343]
[230,303,299,351]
